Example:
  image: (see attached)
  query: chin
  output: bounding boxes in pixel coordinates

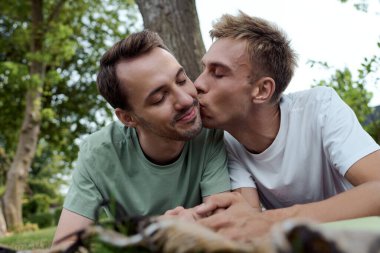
[177,121,203,140]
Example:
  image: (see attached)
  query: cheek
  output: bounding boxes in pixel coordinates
[213,88,232,105]
[142,104,173,120]
[186,84,198,97]
[217,89,247,112]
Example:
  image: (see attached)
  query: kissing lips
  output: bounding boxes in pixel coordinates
[199,105,210,118]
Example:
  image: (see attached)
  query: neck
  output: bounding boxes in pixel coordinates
[226,103,281,154]
[136,129,185,165]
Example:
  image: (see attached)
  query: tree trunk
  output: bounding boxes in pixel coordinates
[2,0,44,230]
[0,204,7,236]
[135,0,205,81]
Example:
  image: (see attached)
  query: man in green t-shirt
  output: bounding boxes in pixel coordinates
[53,30,231,246]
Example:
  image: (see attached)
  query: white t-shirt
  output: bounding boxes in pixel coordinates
[225,87,380,209]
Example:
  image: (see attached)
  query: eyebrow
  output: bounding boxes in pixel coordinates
[201,60,231,72]
[145,67,185,100]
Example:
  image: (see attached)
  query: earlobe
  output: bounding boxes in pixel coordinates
[115,108,137,127]
[251,77,275,104]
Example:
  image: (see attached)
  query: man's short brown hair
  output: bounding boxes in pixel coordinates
[97,30,169,110]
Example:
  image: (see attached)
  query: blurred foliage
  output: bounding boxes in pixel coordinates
[0,0,140,219]
[339,0,370,12]
[12,222,40,234]
[310,42,380,143]
[25,212,54,229]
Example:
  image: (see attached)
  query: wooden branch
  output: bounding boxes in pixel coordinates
[46,0,67,27]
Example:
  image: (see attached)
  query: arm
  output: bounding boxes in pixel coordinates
[196,150,380,241]
[56,140,103,245]
[266,149,380,222]
[52,208,93,247]
[234,187,261,212]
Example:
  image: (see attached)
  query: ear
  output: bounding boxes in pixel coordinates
[251,77,275,104]
[115,108,137,128]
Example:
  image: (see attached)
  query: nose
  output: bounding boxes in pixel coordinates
[194,72,208,94]
[174,86,194,111]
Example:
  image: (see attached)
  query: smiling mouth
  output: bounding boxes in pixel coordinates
[176,107,197,123]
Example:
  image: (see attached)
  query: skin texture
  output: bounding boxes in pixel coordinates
[116,48,202,164]
[192,37,380,242]
[53,48,203,246]
[196,39,253,130]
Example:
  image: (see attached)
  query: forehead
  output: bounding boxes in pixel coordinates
[116,48,181,95]
[203,38,249,68]
[116,48,179,83]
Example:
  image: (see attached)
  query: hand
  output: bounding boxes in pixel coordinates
[195,192,273,242]
[162,206,203,223]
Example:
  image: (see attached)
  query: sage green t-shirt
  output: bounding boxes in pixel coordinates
[63,122,231,220]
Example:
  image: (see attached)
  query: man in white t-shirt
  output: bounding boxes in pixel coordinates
[191,11,380,241]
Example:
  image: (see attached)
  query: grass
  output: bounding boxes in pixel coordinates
[0,226,146,252]
[322,216,380,231]
[0,226,56,250]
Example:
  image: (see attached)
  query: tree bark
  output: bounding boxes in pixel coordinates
[0,204,6,236]
[2,0,44,230]
[135,0,205,81]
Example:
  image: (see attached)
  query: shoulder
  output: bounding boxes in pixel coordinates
[282,87,343,116]
[223,131,245,156]
[76,122,128,174]
[223,131,241,148]
[80,121,127,153]
[284,86,336,105]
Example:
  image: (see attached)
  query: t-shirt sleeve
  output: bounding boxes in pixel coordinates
[322,88,380,176]
[200,130,231,197]
[63,141,103,220]
[224,132,257,190]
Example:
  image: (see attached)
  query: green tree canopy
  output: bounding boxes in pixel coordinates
[311,42,380,143]
[0,0,140,230]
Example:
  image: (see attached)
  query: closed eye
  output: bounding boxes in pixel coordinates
[177,79,187,85]
[211,69,225,78]
[151,92,168,105]
[207,62,230,79]
[177,69,188,85]
[212,72,224,78]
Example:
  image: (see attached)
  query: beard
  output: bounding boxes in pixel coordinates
[134,99,203,141]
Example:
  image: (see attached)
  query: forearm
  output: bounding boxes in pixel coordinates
[52,208,93,247]
[263,181,380,223]
[233,187,262,212]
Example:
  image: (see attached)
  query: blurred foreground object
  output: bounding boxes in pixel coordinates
[1,217,380,253]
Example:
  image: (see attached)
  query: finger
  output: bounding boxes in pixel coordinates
[185,208,204,221]
[197,212,231,231]
[195,192,238,215]
[165,206,184,215]
[176,210,197,222]
[158,213,175,221]
[164,210,175,215]
[213,207,226,214]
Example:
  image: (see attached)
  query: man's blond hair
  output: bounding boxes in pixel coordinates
[211,11,298,102]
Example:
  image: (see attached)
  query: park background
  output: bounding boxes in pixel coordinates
[0,0,379,249]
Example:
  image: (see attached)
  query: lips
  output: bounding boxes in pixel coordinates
[199,104,210,118]
[176,107,197,122]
